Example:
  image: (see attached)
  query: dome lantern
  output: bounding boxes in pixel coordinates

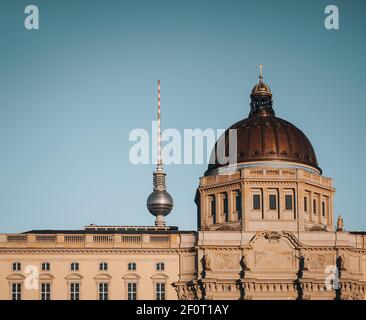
[249,64,274,117]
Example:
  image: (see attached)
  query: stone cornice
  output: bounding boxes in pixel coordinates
[200,183,241,194]
[0,248,196,255]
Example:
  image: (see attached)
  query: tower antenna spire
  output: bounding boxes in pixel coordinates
[258,64,264,79]
[157,80,162,170]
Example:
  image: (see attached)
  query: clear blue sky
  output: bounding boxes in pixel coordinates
[0,0,365,233]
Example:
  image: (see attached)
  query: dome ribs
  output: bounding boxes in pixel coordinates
[205,74,321,175]
[207,115,321,175]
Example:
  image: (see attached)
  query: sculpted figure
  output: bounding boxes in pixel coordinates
[241,254,250,271]
[296,252,310,271]
[339,254,348,271]
[303,254,310,270]
[203,253,212,271]
[203,214,211,229]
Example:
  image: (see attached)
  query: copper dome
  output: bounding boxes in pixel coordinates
[206,74,321,175]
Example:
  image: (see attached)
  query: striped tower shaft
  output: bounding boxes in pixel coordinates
[154,80,166,191]
[157,80,162,169]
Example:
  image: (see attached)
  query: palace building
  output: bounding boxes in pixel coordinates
[1,71,366,300]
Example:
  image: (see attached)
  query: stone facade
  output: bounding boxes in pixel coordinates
[0,228,196,300]
[175,229,366,300]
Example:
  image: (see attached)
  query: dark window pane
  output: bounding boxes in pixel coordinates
[41,283,51,300]
[285,195,293,210]
[128,282,137,300]
[322,202,326,217]
[71,262,79,271]
[313,199,317,214]
[236,193,242,219]
[70,283,80,300]
[304,197,308,212]
[269,195,277,210]
[12,283,21,300]
[99,283,108,300]
[223,195,229,222]
[156,283,165,300]
[128,262,136,271]
[12,262,21,271]
[253,194,261,210]
[210,197,216,223]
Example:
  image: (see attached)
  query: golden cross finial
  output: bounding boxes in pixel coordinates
[258,64,264,79]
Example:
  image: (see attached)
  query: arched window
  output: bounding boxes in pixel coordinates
[41,262,50,271]
[70,262,79,271]
[156,262,165,271]
[99,262,108,271]
[12,262,21,271]
[127,262,136,271]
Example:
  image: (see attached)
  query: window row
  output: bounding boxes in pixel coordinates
[11,261,165,272]
[251,191,329,217]
[304,195,328,217]
[251,191,294,211]
[10,281,166,301]
[208,190,242,223]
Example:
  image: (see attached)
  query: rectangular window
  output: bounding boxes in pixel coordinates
[70,282,80,300]
[322,201,326,217]
[223,195,229,222]
[41,283,51,300]
[236,192,242,219]
[127,282,137,300]
[304,197,308,212]
[285,195,293,210]
[210,197,216,224]
[98,283,108,300]
[155,282,165,300]
[269,194,277,210]
[253,194,261,210]
[11,283,21,301]
[313,199,317,214]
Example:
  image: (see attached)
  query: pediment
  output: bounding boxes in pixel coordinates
[6,273,25,281]
[64,273,84,281]
[93,273,112,280]
[150,273,169,280]
[122,272,141,280]
[248,231,302,249]
[39,273,55,281]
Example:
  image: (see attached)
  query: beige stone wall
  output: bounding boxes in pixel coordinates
[198,164,335,233]
[0,232,196,300]
[176,230,366,300]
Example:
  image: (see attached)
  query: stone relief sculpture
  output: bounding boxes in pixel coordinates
[215,254,238,270]
[296,252,310,271]
[264,231,281,241]
[240,254,250,271]
[339,253,348,271]
[203,253,212,271]
[303,254,310,270]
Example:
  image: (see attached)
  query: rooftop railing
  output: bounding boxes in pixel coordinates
[0,233,180,249]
